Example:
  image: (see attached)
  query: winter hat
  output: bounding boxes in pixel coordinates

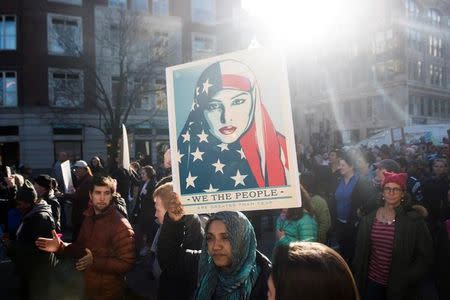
[73,160,88,168]
[381,172,407,190]
[17,180,38,204]
[34,174,52,190]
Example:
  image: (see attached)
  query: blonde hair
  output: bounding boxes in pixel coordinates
[153,182,184,215]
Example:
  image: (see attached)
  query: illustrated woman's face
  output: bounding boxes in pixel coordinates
[203,89,254,144]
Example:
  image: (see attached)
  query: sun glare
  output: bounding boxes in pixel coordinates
[242,0,360,48]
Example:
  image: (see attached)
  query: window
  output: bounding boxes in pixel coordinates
[409,95,415,115]
[434,99,439,116]
[441,100,446,118]
[406,28,422,51]
[138,78,166,110]
[152,0,169,16]
[191,32,216,60]
[427,98,432,116]
[428,35,442,57]
[192,0,216,24]
[48,0,82,5]
[131,0,149,11]
[420,97,425,116]
[428,9,441,26]
[154,78,166,110]
[109,24,119,56]
[0,71,17,107]
[0,15,16,50]
[366,97,373,118]
[111,76,121,106]
[373,29,396,54]
[48,14,82,56]
[154,31,169,53]
[405,0,419,19]
[429,64,443,86]
[409,60,423,80]
[49,69,84,107]
[54,141,82,162]
[109,0,127,8]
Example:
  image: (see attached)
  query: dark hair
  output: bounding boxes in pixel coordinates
[142,165,156,180]
[17,180,38,205]
[272,242,359,300]
[329,149,341,157]
[286,188,315,221]
[89,176,115,193]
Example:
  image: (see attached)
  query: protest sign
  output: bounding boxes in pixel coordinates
[122,124,130,171]
[61,160,74,193]
[166,48,301,214]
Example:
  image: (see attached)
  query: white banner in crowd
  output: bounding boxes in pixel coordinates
[122,124,130,171]
[166,48,301,214]
[61,160,74,193]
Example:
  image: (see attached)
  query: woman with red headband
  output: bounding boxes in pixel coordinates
[176,60,288,194]
[353,171,433,300]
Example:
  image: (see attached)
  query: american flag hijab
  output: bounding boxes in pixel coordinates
[177,60,289,194]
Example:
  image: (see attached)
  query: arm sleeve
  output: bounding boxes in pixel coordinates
[90,221,136,275]
[8,214,54,261]
[157,214,201,276]
[406,219,434,284]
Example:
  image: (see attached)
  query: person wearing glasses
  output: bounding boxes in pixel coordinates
[353,172,433,300]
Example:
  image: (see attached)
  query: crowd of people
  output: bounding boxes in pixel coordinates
[0,139,448,300]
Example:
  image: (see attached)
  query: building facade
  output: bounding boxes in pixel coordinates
[290,0,450,147]
[0,0,243,171]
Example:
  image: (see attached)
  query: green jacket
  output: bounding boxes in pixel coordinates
[353,205,433,300]
[310,195,331,244]
[275,212,317,247]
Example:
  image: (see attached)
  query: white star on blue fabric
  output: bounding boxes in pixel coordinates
[176,150,184,164]
[186,172,197,189]
[237,148,246,159]
[197,130,209,143]
[202,78,213,94]
[191,147,205,162]
[231,170,247,187]
[204,184,219,193]
[217,143,229,152]
[181,131,190,143]
[196,86,200,96]
[212,159,225,174]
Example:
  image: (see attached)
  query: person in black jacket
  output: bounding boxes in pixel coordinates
[135,165,158,255]
[422,158,449,241]
[3,181,56,300]
[353,172,433,300]
[34,174,61,232]
[155,182,203,300]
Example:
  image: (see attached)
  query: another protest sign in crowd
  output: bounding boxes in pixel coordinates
[0,138,449,300]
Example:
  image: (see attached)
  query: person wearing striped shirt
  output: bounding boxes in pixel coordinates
[353,172,433,300]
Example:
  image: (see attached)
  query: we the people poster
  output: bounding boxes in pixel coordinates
[166,48,301,214]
